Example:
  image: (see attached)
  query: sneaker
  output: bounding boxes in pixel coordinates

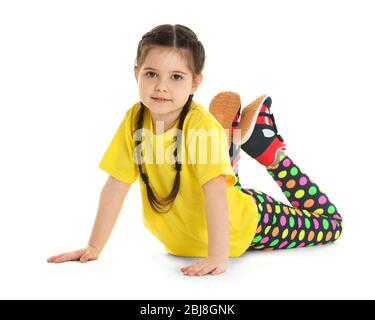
[236,94,286,167]
[209,91,242,172]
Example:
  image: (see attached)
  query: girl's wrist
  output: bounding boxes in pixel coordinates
[88,243,102,254]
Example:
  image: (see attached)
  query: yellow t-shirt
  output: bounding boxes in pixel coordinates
[98,100,259,257]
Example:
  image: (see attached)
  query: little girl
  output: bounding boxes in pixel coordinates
[47,24,343,276]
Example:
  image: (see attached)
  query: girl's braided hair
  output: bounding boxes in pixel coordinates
[134,24,205,214]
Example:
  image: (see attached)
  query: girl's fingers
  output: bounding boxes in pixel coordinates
[47,253,69,262]
[54,250,84,263]
[210,267,221,275]
[183,262,214,276]
[197,266,211,276]
[80,252,90,263]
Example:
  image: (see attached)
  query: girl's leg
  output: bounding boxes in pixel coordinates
[234,94,343,250]
[245,154,343,250]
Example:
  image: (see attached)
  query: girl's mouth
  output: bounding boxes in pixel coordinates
[152,97,171,103]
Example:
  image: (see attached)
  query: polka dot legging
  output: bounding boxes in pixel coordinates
[235,154,343,250]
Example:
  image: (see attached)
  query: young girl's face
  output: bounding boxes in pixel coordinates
[134,46,202,119]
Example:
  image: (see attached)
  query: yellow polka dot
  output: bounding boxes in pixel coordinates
[317,231,324,242]
[265,226,271,235]
[295,190,305,199]
[282,229,289,239]
[299,230,305,241]
[278,170,287,178]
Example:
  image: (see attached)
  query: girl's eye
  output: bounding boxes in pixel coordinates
[171,74,182,81]
[145,72,182,81]
[145,71,157,78]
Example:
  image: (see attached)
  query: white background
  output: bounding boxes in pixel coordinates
[0,0,374,300]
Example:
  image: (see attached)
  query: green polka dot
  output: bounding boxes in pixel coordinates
[295,190,305,199]
[317,231,324,242]
[257,195,265,203]
[270,239,279,247]
[279,154,286,161]
[299,230,305,241]
[289,217,295,228]
[308,243,315,247]
[284,191,291,197]
[289,208,296,215]
[268,171,275,177]
[265,226,271,235]
[335,231,341,240]
[328,205,336,214]
[304,218,311,229]
[272,216,277,225]
[290,167,298,176]
[314,208,324,215]
[282,229,289,239]
[275,200,281,204]
[287,242,297,249]
[308,186,318,196]
[258,204,263,212]
[255,245,265,249]
[258,213,261,222]
[278,170,287,178]
[275,205,281,214]
[253,235,262,243]
[323,219,329,230]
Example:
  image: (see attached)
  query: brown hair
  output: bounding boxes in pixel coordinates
[134,24,205,214]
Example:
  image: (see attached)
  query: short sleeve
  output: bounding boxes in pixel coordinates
[186,115,236,188]
[98,109,139,184]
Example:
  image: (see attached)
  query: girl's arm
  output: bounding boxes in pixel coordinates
[47,175,131,263]
[87,175,131,253]
[181,175,229,276]
[203,175,230,258]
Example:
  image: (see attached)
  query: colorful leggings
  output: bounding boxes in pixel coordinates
[233,154,343,250]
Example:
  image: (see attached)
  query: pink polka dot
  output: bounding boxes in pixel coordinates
[277,181,283,187]
[279,241,288,249]
[291,201,300,207]
[260,237,269,244]
[313,219,320,230]
[318,196,327,205]
[297,242,306,248]
[263,213,269,224]
[331,220,337,230]
[280,216,287,226]
[266,195,274,203]
[283,159,291,167]
[299,177,308,186]
[298,217,303,228]
[333,214,341,220]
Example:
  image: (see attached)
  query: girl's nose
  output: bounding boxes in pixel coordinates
[155,80,168,92]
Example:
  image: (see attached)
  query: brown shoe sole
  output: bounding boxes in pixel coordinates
[209,91,241,146]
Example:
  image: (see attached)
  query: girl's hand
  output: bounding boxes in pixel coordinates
[180,256,228,276]
[47,244,101,264]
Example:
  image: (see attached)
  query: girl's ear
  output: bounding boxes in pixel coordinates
[190,74,203,94]
[134,66,139,83]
